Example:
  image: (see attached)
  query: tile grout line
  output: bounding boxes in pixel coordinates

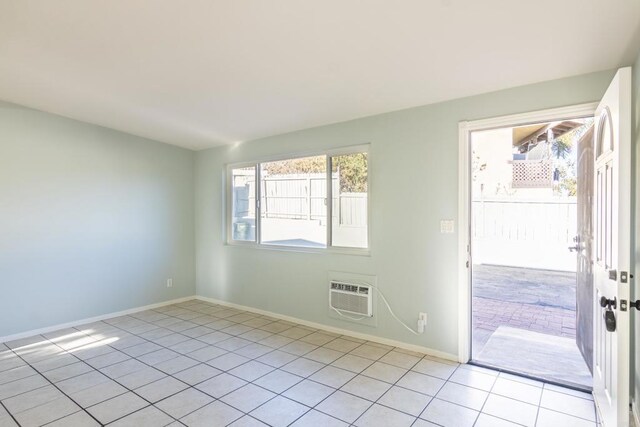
[77,305,271,424]
[1,304,518,426]
[169,301,367,426]
[2,300,597,427]
[302,348,394,426]
[90,301,485,426]
[534,379,545,427]
[407,359,461,424]
[171,301,391,426]
[471,370,500,427]
[4,340,105,427]
[173,300,363,426]
[85,300,330,425]
[39,333,181,426]
[0,400,21,427]
[45,330,185,426]
[350,347,421,426]
[35,312,220,425]
[6,302,414,426]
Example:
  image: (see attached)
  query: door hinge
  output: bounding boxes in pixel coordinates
[466,260,469,268]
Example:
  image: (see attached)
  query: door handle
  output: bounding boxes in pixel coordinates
[631,300,640,311]
[600,296,617,309]
[568,245,581,252]
[600,297,617,332]
[604,310,616,332]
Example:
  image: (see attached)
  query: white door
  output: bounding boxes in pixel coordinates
[592,67,632,427]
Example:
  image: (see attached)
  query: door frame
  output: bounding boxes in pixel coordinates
[457,102,599,363]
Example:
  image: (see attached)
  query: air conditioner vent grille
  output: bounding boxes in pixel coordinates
[329,281,373,317]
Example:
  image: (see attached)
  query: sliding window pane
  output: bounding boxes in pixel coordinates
[331,152,368,248]
[260,156,327,248]
[231,166,256,241]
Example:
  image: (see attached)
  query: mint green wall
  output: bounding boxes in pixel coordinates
[0,68,620,356]
[195,70,616,357]
[0,101,195,338]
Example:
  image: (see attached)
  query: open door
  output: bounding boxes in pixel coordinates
[576,125,594,374]
[592,67,632,427]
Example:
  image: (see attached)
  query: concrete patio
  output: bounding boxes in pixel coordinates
[471,264,591,389]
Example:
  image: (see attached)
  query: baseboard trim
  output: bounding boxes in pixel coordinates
[194,295,458,362]
[0,296,196,344]
[633,399,640,427]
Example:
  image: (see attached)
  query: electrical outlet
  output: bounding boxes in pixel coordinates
[166,278,173,288]
[440,220,455,233]
[417,312,427,334]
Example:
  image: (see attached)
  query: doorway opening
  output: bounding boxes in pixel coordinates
[469,115,594,390]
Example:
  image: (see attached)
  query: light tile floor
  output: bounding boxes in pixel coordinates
[0,300,599,427]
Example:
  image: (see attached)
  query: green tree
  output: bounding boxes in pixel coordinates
[263,154,367,192]
[334,153,368,192]
[556,160,577,196]
[263,156,326,175]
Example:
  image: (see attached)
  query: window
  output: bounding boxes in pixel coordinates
[260,155,327,247]
[231,166,256,241]
[331,153,368,248]
[228,147,368,251]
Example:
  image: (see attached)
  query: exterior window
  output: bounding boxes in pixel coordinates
[231,166,256,241]
[331,153,368,248]
[260,156,327,248]
[228,147,369,251]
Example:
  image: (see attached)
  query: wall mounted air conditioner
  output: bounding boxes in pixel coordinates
[329,281,373,317]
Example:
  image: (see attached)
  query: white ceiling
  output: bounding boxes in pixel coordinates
[1,1,639,150]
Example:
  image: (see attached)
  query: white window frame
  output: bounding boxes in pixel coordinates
[226,144,370,255]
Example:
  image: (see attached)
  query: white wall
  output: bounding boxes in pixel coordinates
[195,69,616,358]
[0,101,196,338]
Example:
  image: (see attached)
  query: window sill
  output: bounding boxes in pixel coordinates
[225,241,371,257]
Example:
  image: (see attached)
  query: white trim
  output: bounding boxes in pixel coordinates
[461,102,599,132]
[225,241,371,256]
[457,102,598,363]
[194,295,458,362]
[0,296,195,344]
[326,154,333,248]
[632,399,640,427]
[458,120,471,363]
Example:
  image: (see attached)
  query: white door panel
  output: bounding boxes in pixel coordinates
[592,67,632,427]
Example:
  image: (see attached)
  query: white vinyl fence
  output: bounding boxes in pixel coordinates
[336,193,367,226]
[472,198,577,271]
[234,173,367,227]
[262,174,329,221]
